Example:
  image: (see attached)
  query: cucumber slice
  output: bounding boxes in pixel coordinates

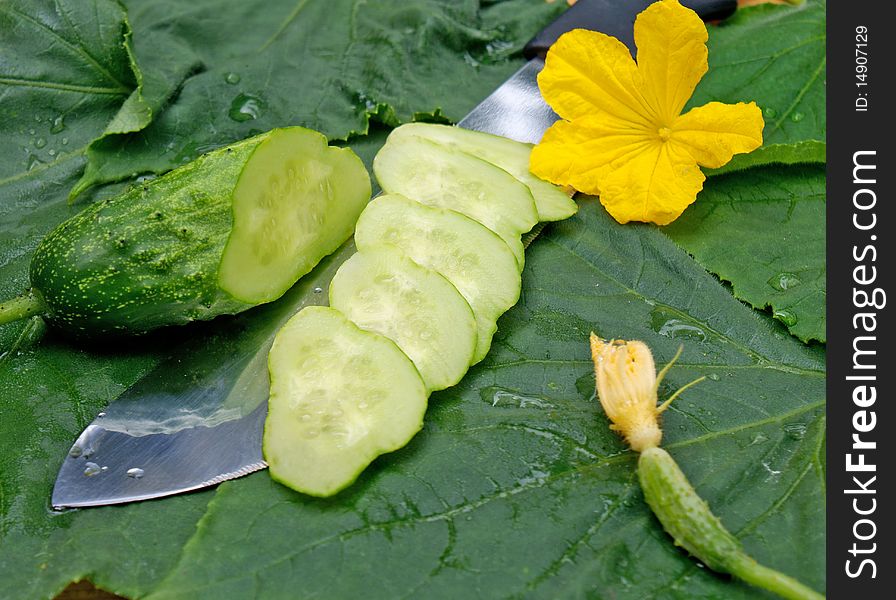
[373,135,538,267]
[354,194,521,363]
[389,123,577,222]
[264,306,427,497]
[219,127,371,303]
[329,245,476,392]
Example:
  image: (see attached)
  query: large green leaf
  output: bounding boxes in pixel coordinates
[71,0,565,195]
[693,0,826,173]
[0,0,135,183]
[141,198,825,599]
[666,165,826,343]
[0,2,825,598]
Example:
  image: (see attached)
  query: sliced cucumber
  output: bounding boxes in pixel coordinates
[264,306,427,497]
[329,245,476,392]
[388,123,577,222]
[219,127,371,303]
[373,135,538,267]
[354,194,520,363]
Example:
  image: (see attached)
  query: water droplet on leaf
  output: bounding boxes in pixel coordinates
[34,137,47,149]
[224,72,241,84]
[50,116,66,134]
[783,423,807,440]
[706,373,720,381]
[762,106,777,118]
[773,308,798,327]
[228,93,265,122]
[768,272,802,291]
[790,111,804,122]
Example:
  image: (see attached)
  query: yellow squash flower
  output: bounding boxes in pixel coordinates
[590,333,704,451]
[530,0,764,225]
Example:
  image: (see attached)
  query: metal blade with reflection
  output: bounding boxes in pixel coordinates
[51,243,353,508]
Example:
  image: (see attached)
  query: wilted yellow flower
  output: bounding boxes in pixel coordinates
[531,0,764,225]
[590,333,703,452]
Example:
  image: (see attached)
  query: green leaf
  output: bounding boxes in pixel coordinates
[71,0,565,195]
[0,0,136,184]
[663,166,826,342]
[691,0,826,172]
[139,198,825,599]
[666,165,825,343]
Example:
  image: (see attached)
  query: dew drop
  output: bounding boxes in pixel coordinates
[228,93,265,122]
[48,149,56,156]
[790,111,805,122]
[773,308,798,327]
[61,137,69,145]
[649,307,706,342]
[126,467,145,479]
[313,286,323,294]
[83,462,102,477]
[50,116,66,134]
[748,432,768,446]
[783,423,807,440]
[706,373,720,381]
[26,154,44,171]
[35,137,47,148]
[768,272,802,291]
[224,72,241,85]
[762,106,777,118]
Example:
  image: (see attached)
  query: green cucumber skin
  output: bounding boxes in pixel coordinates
[637,447,743,573]
[29,136,265,337]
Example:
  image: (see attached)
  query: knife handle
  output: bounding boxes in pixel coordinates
[523,0,738,59]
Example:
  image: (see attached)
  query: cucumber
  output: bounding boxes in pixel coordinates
[0,127,369,337]
[219,128,370,303]
[354,194,521,363]
[388,123,577,222]
[329,245,476,392]
[373,135,538,267]
[264,306,427,497]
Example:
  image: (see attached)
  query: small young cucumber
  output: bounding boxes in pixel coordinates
[387,123,577,222]
[329,245,477,392]
[264,306,427,497]
[1,127,369,337]
[373,135,538,267]
[354,194,521,363]
[639,447,824,600]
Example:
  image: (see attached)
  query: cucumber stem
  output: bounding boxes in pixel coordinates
[728,554,825,600]
[0,291,45,326]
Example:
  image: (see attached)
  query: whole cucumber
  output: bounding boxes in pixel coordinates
[0,127,370,337]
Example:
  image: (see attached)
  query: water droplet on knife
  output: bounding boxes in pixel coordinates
[83,462,102,477]
[126,468,145,479]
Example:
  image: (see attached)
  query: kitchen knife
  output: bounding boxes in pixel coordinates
[52,0,737,509]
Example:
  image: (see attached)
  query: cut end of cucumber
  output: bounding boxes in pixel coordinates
[329,245,477,392]
[219,127,370,304]
[264,306,427,497]
[389,123,578,222]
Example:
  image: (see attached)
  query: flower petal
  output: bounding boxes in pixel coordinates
[539,29,654,127]
[598,141,705,225]
[634,0,708,123]
[530,115,654,195]
[672,101,765,168]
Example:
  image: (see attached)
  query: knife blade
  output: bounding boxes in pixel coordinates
[52,0,736,509]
